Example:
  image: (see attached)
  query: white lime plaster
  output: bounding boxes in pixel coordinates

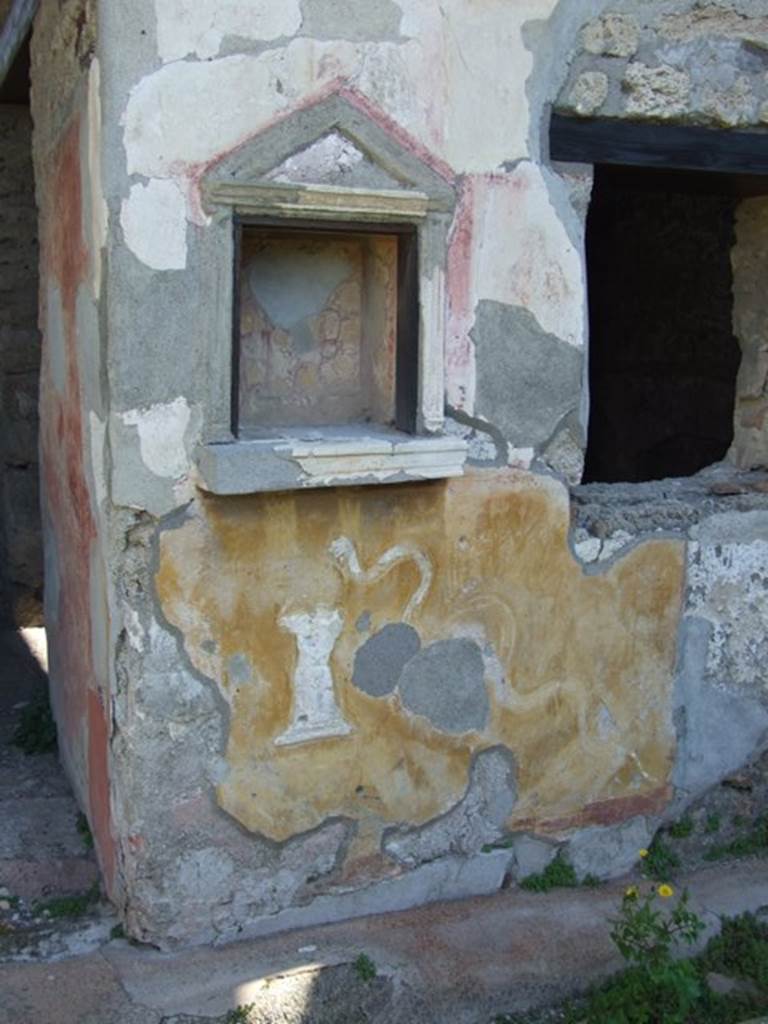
[88,411,108,509]
[123,46,358,181]
[87,59,108,298]
[446,164,585,414]
[329,536,432,622]
[125,0,559,190]
[120,179,188,270]
[394,0,558,171]
[507,447,535,470]
[276,607,351,746]
[119,397,192,480]
[473,165,584,349]
[154,0,303,63]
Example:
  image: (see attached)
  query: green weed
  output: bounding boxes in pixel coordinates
[34,883,99,919]
[76,812,94,850]
[353,953,377,983]
[641,835,681,881]
[12,691,57,754]
[224,1005,254,1024]
[669,817,694,840]
[519,854,578,893]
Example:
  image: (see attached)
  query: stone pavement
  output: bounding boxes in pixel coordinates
[0,859,766,1024]
[0,629,99,904]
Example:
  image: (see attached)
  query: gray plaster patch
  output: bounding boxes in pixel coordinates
[398,638,489,734]
[299,0,403,42]
[672,615,768,807]
[512,835,557,880]
[472,301,582,451]
[567,816,652,882]
[352,622,421,698]
[245,245,353,331]
[444,406,507,465]
[383,747,518,866]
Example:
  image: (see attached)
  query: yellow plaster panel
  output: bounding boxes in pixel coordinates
[156,469,684,847]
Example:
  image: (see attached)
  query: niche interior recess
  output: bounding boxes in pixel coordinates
[551,115,768,484]
[234,218,418,437]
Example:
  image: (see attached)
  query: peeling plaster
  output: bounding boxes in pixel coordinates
[88,411,107,509]
[446,164,585,415]
[124,1,560,194]
[472,165,584,349]
[120,179,188,271]
[86,59,108,297]
[154,0,302,63]
[119,397,192,480]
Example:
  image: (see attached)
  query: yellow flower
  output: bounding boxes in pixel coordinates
[657,884,674,899]
[624,886,639,899]
[638,849,649,859]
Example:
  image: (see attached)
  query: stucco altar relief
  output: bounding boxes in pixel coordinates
[156,470,685,850]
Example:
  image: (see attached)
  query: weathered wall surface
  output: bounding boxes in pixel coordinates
[30,0,115,890]
[557,1,768,127]
[26,0,767,947]
[96,468,683,946]
[0,104,42,625]
[730,197,768,469]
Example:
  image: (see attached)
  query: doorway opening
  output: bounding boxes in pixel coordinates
[583,164,749,484]
[0,30,43,625]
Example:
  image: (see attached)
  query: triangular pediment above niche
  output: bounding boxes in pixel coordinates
[262,131,406,191]
[203,93,455,211]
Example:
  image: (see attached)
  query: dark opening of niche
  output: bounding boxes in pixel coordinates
[583,163,743,484]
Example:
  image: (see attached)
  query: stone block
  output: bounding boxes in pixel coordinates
[623,63,691,119]
[567,816,651,881]
[583,14,639,58]
[568,72,609,117]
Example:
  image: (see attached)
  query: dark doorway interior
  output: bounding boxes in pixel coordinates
[583,164,744,484]
[0,32,43,625]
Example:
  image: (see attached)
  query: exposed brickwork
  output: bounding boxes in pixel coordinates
[0,104,42,625]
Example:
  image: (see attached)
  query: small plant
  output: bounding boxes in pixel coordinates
[668,816,694,840]
[76,812,94,850]
[34,883,99,920]
[12,691,57,754]
[224,1005,254,1024]
[698,913,768,992]
[110,923,125,940]
[519,853,578,893]
[353,953,377,983]
[639,836,680,881]
[580,882,705,1023]
[704,813,721,834]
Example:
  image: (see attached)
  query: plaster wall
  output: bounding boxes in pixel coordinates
[30,0,115,889]
[28,0,768,946]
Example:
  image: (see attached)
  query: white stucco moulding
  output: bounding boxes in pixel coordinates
[194,92,466,494]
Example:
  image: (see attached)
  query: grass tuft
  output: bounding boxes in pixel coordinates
[353,952,377,983]
[34,883,99,920]
[12,691,57,754]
